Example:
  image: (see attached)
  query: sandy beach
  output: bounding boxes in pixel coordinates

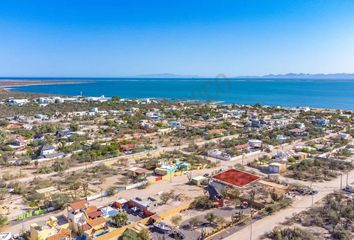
[0,80,84,89]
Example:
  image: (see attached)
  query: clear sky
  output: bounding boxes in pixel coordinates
[1,0,354,77]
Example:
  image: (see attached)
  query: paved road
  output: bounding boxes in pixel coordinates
[5,136,303,234]
[222,169,354,240]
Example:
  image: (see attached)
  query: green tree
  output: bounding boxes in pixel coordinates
[50,193,70,209]
[205,212,217,226]
[52,159,68,173]
[0,214,8,226]
[70,122,80,131]
[137,229,151,240]
[0,132,7,144]
[191,196,214,210]
[160,191,174,204]
[112,213,128,227]
[111,96,121,102]
[171,215,182,226]
[106,186,116,196]
[189,217,200,228]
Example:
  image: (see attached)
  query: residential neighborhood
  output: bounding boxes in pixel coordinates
[0,93,353,240]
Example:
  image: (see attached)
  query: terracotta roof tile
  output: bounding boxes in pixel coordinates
[68,199,88,211]
[87,216,106,227]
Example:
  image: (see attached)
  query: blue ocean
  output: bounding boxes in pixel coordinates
[7,78,354,110]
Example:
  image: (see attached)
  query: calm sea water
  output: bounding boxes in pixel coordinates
[7,78,354,110]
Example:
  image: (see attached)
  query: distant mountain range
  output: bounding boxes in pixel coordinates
[2,73,354,80]
[259,73,354,79]
[131,73,354,79]
[132,73,201,78]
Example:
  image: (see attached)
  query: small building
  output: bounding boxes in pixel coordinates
[293,152,307,160]
[7,98,29,106]
[30,223,70,240]
[84,206,102,220]
[168,121,182,129]
[127,167,151,179]
[112,198,128,209]
[67,200,89,232]
[56,129,73,139]
[100,206,119,219]
[251,119,265,128]
[313,118,330,126]
[128,197,156,211]
[47,215,69,229]
[268,162,287,174]
[191,176,209,186]
[154,164,177,176]
[146,111,162,121]
[338,133,351,140]
[34,114,49,121]
[9,136,25,148]
[248,139,262,148]
[120,144,135,153]
[207,129,226,135]
[289,128,308,137]
[276,134,287,143]
[207,149,232,161]
[33,134,45,142]
[38,97,55,105]
[175,161,191,171]
[273,151,290,162]
[39,145,64,159]
[235,143,249,151]
[82,216,107,237]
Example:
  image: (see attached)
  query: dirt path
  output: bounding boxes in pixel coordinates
[223,170,354,240]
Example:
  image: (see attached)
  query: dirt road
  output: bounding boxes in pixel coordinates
[222,170,353,240]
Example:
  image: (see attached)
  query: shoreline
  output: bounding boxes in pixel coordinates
[0,80,87,90]
[1,80,353,112]
[3,89,353,113]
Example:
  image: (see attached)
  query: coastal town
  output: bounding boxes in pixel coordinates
[0,88,353,240]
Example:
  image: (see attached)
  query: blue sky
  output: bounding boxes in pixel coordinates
[1,0,354,77]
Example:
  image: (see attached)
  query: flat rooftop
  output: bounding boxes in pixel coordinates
[212,169,260,187]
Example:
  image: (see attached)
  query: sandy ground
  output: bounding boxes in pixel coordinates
[0,80,84,88]
[4,136,299,234]
[4,133,337,235]
[223,170,354,240]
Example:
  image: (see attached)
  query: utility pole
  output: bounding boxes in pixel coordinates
[340,174,343,190]
[249,187,255,240]
[311,181,314,207]
[250,214,253,240]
